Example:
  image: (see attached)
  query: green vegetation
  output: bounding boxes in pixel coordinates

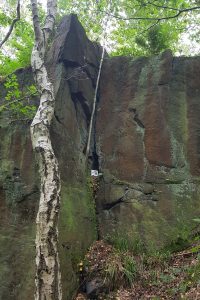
[0,74,38,121]
[105,232,145,254]
[100,225,200,292]
[0,0,200,77]
[0,19,33,76]
[105,250,137,287]
[83,230,200,298]
[106,221,194,256]
[59,0,200,57]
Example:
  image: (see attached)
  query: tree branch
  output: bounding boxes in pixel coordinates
[0,0,20,49]
[140,20,160,34]
[30,0,43,43]
[145,1,180,11]
[97,6,200,22]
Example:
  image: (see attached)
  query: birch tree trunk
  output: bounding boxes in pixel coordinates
[30,0,62,299]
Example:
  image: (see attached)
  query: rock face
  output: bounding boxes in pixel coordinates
[0,13,200,300]
[96,52,200,247]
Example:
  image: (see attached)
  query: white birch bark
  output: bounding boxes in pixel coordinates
[30,0,62,299]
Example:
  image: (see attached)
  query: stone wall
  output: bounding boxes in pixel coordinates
[96,52,200,248]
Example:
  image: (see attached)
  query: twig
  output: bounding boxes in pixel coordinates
[145,1,180,11]
[140,20,160,34]
[97,6,200,22]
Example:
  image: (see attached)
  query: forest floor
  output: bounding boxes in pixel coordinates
[75,233,200,300]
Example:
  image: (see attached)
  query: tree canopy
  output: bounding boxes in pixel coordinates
[0,0,200,76]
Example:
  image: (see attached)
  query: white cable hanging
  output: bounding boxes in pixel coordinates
[85,0,112,164]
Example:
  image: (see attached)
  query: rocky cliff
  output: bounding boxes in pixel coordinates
[0,14,200,299]
[96,51,200,248]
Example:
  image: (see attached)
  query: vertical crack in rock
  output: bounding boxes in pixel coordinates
[91,101,100,170]
[91,150,99,171]
[130,108,145,129]
[129,107,148,180]
[71,92,91,126]
[143,138,148,181]
[90,95,101,239]
[66,57,101,239]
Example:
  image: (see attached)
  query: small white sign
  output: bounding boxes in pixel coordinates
[91,170,99,177]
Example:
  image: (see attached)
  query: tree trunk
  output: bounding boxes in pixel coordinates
[30,0,62,299]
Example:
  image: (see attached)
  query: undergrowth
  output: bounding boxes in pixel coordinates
[105,250,137,288]
[79,227,200,299]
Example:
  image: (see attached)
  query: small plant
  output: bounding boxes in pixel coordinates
[164,235,191,253]
[105,254,123,287]
[105,251,137,288]
[185,260,200,285]
[105,232,145,255]
[122,255,137,285]
[159,272,175,284]
[144,249,171,268]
